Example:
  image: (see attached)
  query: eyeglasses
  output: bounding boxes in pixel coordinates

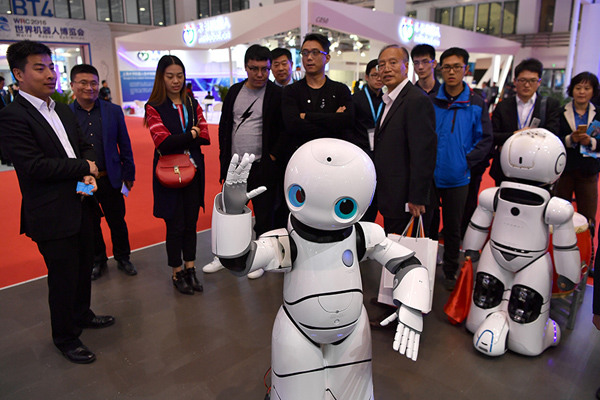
[73,80,99,88]
[413,60,435,67]
[368,73,381,79]
[516,78,541,85]
[440,64,465,73]
[246,66,270,74]
[300,49,327,58]
[377,59,405,71]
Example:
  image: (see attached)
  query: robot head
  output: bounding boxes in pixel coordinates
[284,138,376,231]
[500,128,566,184]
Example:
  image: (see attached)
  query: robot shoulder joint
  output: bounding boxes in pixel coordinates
[545,197,574,226]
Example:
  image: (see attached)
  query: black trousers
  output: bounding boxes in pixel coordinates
[36,199,95,352]
[432,184,469,278]
[93,176,131,263]
[164,173,202,268]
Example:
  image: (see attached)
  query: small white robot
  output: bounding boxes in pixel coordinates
[211,138,431,399]
[463,128,581,357]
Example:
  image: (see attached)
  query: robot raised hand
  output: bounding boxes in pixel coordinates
[211,139,430,399]
[221,153,266,214]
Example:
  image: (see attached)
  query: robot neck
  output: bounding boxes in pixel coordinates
[504,177,553,193]
[290,215,353,244]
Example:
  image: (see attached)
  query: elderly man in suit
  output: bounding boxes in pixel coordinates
[0,40,114,364]
[489,58,560,185]
[373,44,437,235]
[69,64,137,280]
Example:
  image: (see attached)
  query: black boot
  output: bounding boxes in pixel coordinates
[184,267,203,292]
[173,270,194,295]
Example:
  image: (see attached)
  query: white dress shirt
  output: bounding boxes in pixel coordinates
[516,92,537,129]
[20,90,77,158]
[380,77,410,126]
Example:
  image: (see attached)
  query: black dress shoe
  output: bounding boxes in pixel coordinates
[80,315,115,329]
[184,267,203,292]
[91,260,107,281]
[173,270,194,295]
[117,259,137,276]
[62,345,96,364]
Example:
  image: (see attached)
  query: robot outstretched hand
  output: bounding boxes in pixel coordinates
[380,304,424,361]
[221,153,267,214]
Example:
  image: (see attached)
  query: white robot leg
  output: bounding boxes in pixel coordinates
[322,306,374,400]
[507,253,559,356]
[270,306,373,400]
[465,243,513,335]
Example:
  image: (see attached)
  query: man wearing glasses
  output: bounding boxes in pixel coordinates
[351,59,383,222]
[204,44,285,278]
[430,47,492,291]
[411,44,440,95]
[489,58,560,185]
[282,33,353,154]
[70,64,137,280]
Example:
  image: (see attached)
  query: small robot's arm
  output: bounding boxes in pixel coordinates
[545,197,581,291]
[358,222,430,361]
[463,187,498,258]
[211,154,292,276]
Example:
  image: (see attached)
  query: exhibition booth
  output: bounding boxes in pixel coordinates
[114,0,521,116]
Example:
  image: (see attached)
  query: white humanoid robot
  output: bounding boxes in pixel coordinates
[463,128,581,357]
[211,138,431,400]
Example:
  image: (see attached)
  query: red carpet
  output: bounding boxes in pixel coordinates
[0,117,222,288]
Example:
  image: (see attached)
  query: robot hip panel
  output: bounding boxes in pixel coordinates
[284,292,363,344]
[490,242,546,272]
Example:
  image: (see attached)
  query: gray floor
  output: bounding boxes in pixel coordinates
[1,230,599,400]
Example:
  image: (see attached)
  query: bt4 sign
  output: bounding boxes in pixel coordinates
[11,0,54,17]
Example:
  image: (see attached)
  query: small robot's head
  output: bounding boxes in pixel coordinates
[500,128,566,184]
[284,138,376,230]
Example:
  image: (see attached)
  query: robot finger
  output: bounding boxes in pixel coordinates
[405,330,415,359]
[399,326,410,355]
[247,186,267,200]
[380,312,398,327]
[393,321,404,352]
[226,154,241,182]
[411,333,420,361]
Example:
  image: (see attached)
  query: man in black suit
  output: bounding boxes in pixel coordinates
[373,44,437,235]
[489,58,560,185]
[0,40,114,364]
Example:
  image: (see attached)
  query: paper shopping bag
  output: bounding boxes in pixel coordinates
[444,257,474,325]
[377,216,438,313]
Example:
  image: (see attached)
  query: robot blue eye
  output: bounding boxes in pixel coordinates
[288,185,306,208]
[334,197,357,219]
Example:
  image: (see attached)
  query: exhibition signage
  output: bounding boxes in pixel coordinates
[398,17,441,48]
[182,16,231,47]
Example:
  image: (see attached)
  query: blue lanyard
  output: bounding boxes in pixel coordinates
[365,89,383,124]
[172,102,189,133]
[517,102,535,130]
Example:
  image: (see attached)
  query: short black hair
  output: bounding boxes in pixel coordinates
[302,33,330,54]
[102,80,107,84]
[378,44,410,62]
[244,44,272,65]
[70,64,99,81]
[0,75,4,82]
[6,40,52,74]
[514,58,543,79]
[411,44,436,61]
[271,48,292,62]
[439,47,469,66]
[365,59,378,76]
[567,71,600,98]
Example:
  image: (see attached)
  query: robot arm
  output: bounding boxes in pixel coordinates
[463,187,498,257]
[359,222,429,361]
[545,197,581,291]
[212,154,288,276]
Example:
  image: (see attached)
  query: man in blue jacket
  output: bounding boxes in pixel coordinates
[430,47,492,291]
[70,64,137,280]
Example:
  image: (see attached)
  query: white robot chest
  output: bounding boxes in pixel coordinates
[490,189,550,270]
[282,229,363,343]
